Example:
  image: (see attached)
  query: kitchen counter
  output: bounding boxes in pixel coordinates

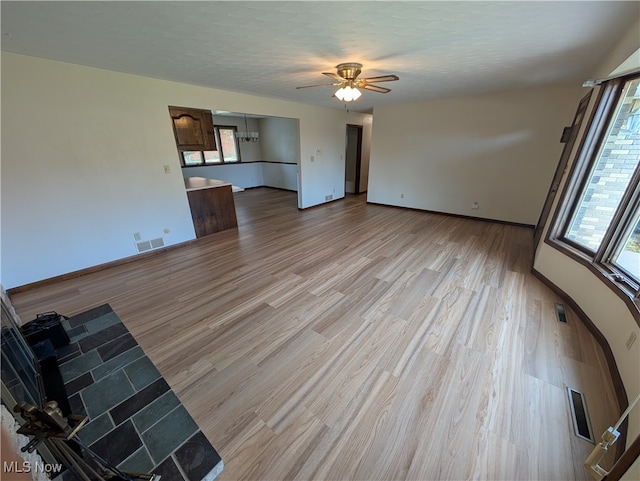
[183,177,238,237]
[185,177,244,192]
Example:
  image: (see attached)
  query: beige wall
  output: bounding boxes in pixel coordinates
[212,114,262,162]
[533,18,640,475]
[1,53,370,288]
[360,115,373,193]
[259,116,299,164]
[367,84,584,225]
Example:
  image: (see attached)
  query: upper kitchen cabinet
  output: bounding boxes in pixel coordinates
[168,106,216,151]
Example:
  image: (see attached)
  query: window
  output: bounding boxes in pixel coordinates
[217,127,240,162]
[179,125,241,166]
[549,73,640,296]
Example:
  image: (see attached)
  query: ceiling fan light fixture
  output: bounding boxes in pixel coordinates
[335,85,361,102]
[297,62,398,103]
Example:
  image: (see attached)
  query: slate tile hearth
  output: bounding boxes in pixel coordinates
[55,304,223,481]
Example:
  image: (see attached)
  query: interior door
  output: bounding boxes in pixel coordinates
[534,90,593,248]
[345,124,363,194]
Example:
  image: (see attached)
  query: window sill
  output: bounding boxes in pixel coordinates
[181,162,240,168]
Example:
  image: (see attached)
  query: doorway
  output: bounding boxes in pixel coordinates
[345,124,363,194]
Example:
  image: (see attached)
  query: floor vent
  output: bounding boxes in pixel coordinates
[568,388,595,443]
[555,303,568,324]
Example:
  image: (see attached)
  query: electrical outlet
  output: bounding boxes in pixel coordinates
[311,156,315,162]
[163,164,171,174]
[400,193,404,199]
[472,202,479,210]
[626,331,637,350]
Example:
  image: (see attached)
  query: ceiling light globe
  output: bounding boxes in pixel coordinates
[335,85,361,102]
[344,86,354,101]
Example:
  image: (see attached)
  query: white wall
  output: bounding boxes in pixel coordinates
[368,84,584,225]
[212,114,261,162]
[360,115,373,193]
[182,163,264,189]
[185,115,299,190]
[262,163,298,191]
[0,53,355,288]
[182,162,298,191]
[259,117,299,164]
[533,18,640,475]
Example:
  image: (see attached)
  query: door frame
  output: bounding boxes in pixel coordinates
[345,124,363,195]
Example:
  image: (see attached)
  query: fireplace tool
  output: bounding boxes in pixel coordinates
[14,401,160,481]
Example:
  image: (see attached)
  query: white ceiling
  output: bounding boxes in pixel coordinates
[2,1,638,113]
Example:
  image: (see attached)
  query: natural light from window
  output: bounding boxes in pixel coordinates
[565,78,640,252]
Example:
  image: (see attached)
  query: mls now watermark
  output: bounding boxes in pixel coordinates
[3,461,63,475]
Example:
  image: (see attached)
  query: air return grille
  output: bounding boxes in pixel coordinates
[567,388,595,443]
[136,237,164,253]
[150,237,165,249]
[555,303,568,324]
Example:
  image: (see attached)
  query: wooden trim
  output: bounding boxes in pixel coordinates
[215,125,242,163]
[534,90,593,249]
[366,201,535,229]
[531,268,629,461]
[546,81,618,247]
[6,238,200,295]
[9,186,301,295]
[547,74,640,256]
[181,160,298,167]
[6,188,626,479]
[298,195,346,210]
[254,186,296,193]
[544,237,640,328]
[603,433,640,481]
[541,73,640,329]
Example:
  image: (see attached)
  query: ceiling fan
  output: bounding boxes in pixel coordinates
[296,62,399,102]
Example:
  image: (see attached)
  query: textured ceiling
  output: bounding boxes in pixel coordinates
[2,1,638,113]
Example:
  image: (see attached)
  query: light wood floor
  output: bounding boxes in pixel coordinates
[10,188,619,480]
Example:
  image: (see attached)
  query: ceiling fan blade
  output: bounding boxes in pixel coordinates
[296,83,339,89]
[362,84,391,93]
[322,72,344,81]
[360,74,399,83]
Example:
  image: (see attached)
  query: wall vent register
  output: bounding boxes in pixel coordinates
[135,237,164,254]
[555,303,568,324]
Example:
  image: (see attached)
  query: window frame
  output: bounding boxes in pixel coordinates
[546,72,640,316]
[180,125,241,167]
[215,125,242,163]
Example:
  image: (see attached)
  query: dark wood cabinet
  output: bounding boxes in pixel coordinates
[186,185,238,237]
[168,106,216,151]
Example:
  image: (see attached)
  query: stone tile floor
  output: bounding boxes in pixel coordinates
[55,304,222,481]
